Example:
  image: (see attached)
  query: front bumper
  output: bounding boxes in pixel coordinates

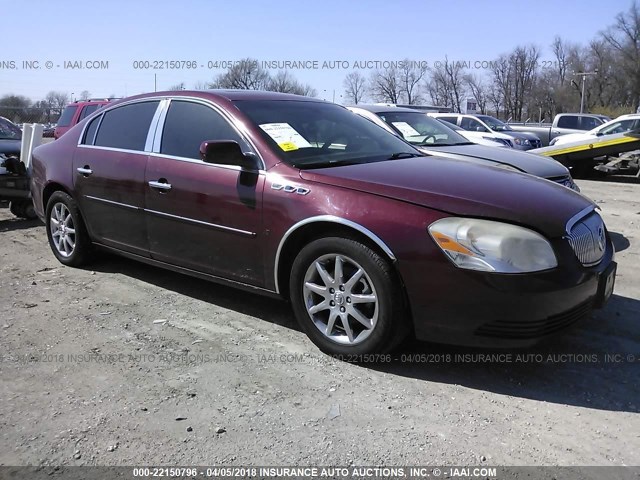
[403,235,615,348]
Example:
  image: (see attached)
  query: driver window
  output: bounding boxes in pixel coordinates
[160,101,249,160]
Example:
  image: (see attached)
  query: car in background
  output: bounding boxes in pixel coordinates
[348,105,579,191]
[549,114,640,146]
[438,121,507,147]
[0,117,37,218]
[31,90,615,354]
[509,113,610,146]
[54,99,114,139]
[430,113,542,150]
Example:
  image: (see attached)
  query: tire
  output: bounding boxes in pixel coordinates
[10,200,37,220]
[9,201,23,218]
[289,237,408,356]
[45,191,93,267]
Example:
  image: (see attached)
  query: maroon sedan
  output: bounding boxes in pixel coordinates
[30,91,616,355]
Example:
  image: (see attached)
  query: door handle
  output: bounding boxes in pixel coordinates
[77,166,93,176]
[148,180,172,191]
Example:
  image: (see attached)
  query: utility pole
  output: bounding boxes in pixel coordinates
[573,70,598,113]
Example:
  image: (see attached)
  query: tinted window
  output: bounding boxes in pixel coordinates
[438,116,458,125]
[57,105,78,127]
[461,117,488,132]
[82,114,101,145]
[94,101,159,151]
[160,101,245,159]
[78,104,101,121]
[557,115,579,129]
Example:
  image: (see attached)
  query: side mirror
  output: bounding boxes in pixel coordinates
[199,140,260,171]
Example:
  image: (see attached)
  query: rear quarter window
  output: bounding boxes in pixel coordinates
[94,101,160,151]
[78,104,102,122]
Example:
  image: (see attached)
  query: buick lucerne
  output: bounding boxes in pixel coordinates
[30,91,616,355]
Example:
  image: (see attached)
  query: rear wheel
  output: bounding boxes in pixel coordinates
[45,192,92,267]
[9,200,37,219]
[290,237,408,356]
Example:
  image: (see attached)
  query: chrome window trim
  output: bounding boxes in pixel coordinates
[148,152,266,173]
[151,99,171,152]
[152,97,266,170]
[145,100,169,152]
[77,98,163,148]
[565,205,597,234]
[76,144,150,156]
[273,215,397,294]
[85,195,140,210]
[146,209,256,237]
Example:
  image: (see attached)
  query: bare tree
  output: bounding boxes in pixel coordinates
[398,59,428,105]
[79,90,91,101]
[369,68,403,103]
[427,58,466,112]
[463,74,488,114]
[45,91,70,109]
[601,1,640,110]
[210,58,269,90]
[343,71,368,104]
[267,71,317,96]
[490,46,539,120]
[169,82,186,90]
[193,81,209,90]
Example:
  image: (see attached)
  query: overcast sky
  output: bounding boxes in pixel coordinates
[0,0,633,102]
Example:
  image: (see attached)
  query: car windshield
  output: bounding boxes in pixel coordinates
[477,115,513,131]
[233,100,424,169]
[376,111,471,146]
[0,117,22,140]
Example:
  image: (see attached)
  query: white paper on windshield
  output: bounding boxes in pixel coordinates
[391,121,421,137]
[259,123,312,151]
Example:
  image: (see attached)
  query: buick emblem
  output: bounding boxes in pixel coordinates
[596,226,606,252]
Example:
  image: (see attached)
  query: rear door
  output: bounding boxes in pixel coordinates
[145,99,265,285]
[73,100,161,256]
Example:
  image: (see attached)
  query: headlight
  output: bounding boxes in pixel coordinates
[428,218,558,273]
[513,138,530,146]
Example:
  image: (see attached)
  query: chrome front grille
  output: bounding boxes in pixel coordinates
[566,211,606,266]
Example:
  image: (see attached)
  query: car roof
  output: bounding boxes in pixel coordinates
[349,104,426,114]
[119,89,324,104]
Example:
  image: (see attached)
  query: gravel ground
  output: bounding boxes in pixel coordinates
[0,177,638,468]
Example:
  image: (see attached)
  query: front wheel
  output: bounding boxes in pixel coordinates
[45,191,93,267]
[289,237,408,356]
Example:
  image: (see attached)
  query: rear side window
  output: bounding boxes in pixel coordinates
[78,104,101,122]
[82,114,101,145]
[438,116,458,125]
[57,106,78,127]
[94,101,159,151]
[160,101,246,159]
[557,115,579,129]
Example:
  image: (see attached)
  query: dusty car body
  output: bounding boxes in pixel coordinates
[30,90,616,354]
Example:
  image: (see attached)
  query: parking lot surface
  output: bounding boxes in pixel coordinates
[0,178,638,466]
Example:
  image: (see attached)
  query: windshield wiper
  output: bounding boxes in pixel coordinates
[388,152,424,159]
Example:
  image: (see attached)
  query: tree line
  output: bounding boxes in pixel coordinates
[345,2,640,121]
[2,2,637,124]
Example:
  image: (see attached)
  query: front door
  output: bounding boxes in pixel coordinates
[144,99,265,285]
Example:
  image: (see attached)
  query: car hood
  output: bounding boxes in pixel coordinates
[420,144,569,178]
[0,139,21,156]
[505,130,540,141]
[299,156,593,238]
